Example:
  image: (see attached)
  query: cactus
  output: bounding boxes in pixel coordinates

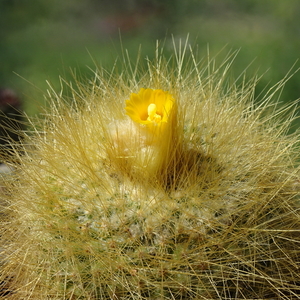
[1,42,300,299]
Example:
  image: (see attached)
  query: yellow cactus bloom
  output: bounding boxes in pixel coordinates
[125,88,174,125]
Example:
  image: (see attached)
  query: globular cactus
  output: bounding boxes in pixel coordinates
[1,42,300,299]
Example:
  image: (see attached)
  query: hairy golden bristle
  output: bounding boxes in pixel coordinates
[1,40,300,299]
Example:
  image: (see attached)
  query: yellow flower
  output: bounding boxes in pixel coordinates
[125,88,174,125]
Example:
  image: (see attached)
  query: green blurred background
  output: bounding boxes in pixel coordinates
[1,0,300,129]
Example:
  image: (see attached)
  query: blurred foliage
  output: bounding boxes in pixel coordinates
[0,0,300,130]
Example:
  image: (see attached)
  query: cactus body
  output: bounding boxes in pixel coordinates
[1,44,300,299]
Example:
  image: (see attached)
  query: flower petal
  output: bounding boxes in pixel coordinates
[125,88,174,126]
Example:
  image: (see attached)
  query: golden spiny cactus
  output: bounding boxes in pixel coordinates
[1,41,300,299]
